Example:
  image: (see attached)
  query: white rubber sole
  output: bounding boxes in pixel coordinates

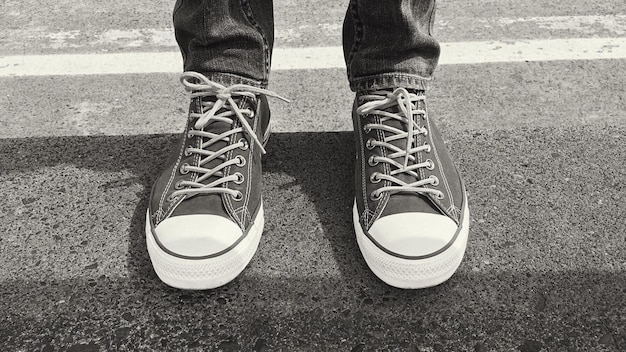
[353,200,469,289]
[145,205,264,290]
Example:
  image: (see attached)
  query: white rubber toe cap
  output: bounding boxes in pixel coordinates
[152,215,243,257]
[368,213,458,257]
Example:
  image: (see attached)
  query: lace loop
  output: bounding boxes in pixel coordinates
[180,71,289,154]
[170,72,288,200]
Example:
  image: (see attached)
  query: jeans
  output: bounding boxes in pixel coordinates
[173,0,440,92]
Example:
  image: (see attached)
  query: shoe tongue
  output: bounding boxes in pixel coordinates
[379,90,423,184]
[376,89,443,216]
[190,95,245,184]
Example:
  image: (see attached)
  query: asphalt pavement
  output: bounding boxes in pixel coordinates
[1,0,625,351]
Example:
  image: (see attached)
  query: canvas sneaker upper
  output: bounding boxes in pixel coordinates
[145,72,286,289]
[352,88,469,288]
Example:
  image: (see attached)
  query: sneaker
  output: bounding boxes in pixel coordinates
[145,71,286,290]
[352,88,469,289]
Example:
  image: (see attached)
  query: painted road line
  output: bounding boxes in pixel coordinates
[1,38,625,77]
[441,38,626,64]
[1,15,625,51]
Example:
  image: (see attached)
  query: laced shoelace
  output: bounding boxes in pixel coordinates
[356,88,444,201]
[169,71,288,201]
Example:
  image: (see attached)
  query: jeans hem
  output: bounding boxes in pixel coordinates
[193,72,267,88]
[350,73,432,92]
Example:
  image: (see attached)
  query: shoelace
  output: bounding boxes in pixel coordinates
[357,88,444,200]
[169,71,288,201]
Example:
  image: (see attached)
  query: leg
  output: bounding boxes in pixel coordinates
[173,0,274,87]
[344,0,469,289]
[343,0,439,92]
[146,0,284,290]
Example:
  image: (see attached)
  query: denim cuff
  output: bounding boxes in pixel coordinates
[198,72,268,88]
[350,73,432,92]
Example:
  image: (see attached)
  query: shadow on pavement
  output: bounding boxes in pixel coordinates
[1,131,625,351]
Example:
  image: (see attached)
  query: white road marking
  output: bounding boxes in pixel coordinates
[1,38,625,77]
[440,38,626,64]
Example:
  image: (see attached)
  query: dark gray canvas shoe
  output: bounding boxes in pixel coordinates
[352,88,469,289]
[146,72,286,290]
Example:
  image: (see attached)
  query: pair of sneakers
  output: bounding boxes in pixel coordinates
[145,72,469,290]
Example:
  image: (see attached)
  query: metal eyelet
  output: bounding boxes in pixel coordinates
[232,191,243,201]
[174,180,184,190]
[187,131,194,139]
[366,138,376,150]
[180,163,190,174]
[363,125,372,134]
[424,142,432,153]
[370,172,381,184]
[248,110,255,118]
[239,138,249,151]
[166,195,176,202]
[184,146,193,157]
[235,155,246,167]
[426,159,435,170]
[234,172,245,185]
[370,191,383,201]
[430,175,439,186]
[368,155,379,167]
[436,192,445,200]
[422,127,429,136]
